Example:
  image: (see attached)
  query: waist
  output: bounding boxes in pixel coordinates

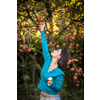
[41,91,59,98]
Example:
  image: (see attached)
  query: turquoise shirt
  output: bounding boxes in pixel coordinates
[37,30,65,95]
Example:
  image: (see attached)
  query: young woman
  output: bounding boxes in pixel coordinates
[37,22,68,100]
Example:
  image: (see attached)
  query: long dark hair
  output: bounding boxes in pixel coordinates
[57,49,68,72]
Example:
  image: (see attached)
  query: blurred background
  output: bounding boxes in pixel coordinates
[17,0,84,100]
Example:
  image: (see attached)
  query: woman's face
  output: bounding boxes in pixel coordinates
[51,49,62,59]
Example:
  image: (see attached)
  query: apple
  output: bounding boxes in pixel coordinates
[76,84,79,87]
[69,59,72,62]
[49,36,52,39]
[71,59,75,62]
[22,46,26,50]
[82,73,84,77]
[51,19,53,22]
[62,35,65,39]
[67,36,71,39]
[23,37,26,41]
[45,34,48,37]
[72,37,75,40]
[64,5,67,8]
[70,43,73,46]
[76,44,79,47]
[77,69,80,73]
[69,25,71,27]
[35,27,38,31]
[72,43,75,45]
[54,13,56,15]
[80,24,82,27]
[73,76,77,80]
[28,48,31,52]
[69,46,71,49]
[75,73,78,76]
[26,28,29,30]
[71,30,73,33]
[50,28,53,31]
[69,33,71,36]
[38,27,40,30]
[68,62,70,65]
[17,38,20,41]
[68,19,71,22]
[80,57,82,60]
[37,17,41,21]
[47,20,49,22]
[25,17,28,19]
[20,8,23,11]
[63,43,66,46]
[77,81,80,83]
[49,42,52,45]
[70,67,75,71]
[59,4,62,6]
[78,18,80,21]
[71,50,74,53]
[27,5,31,9]
[29,35,32,38]
[79,67,82,71]
[55,34,57,37]
[67,28,70,30]
[18,23,21,26]
[39,40,42,44]
[79,33,81,37]
[50,22,52,24]
[40,11,43,13]
[55,23,59,26]
[65,10,68,13]
[56,45,60,48]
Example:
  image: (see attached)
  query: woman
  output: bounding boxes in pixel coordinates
[37,22,68,100]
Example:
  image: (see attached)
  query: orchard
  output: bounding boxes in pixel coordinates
[17,0,84,100]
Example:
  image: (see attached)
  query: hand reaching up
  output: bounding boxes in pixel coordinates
[39,22,45,31]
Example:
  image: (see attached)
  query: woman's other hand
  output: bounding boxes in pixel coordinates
[39,22,45,31]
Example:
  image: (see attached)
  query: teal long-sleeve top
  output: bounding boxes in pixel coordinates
[37,30,65,95]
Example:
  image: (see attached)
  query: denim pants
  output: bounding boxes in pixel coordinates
[40,94,60,100]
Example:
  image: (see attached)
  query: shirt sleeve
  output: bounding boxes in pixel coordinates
[50,74,64,92]
[40,30,52,62]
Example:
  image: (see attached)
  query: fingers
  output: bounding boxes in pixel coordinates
[47,81,52,86]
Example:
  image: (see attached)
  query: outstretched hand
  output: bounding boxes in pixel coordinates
[39,22,45,31]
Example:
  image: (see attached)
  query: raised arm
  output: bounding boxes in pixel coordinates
[40,22,52,62]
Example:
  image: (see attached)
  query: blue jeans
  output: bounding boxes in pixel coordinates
[40,94,60,100]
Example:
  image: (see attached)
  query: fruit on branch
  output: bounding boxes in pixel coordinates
[27,5,31,9]
[49,42,52,45]
[71,59,75,62]
[45,34,48,37]
[49,36,52,39]
[22,46,26,50]
[50,28,53,31]
[39,40,42,44]
[29,35,32,38]
[69,25,71,27]
[17,38,20,41]
[63,43,66,46]
[77,81,80,83]
[76,44,79,47]
[62,35,65,39]
[68,62,70,65]
[26,28,29,30]
[73,76,77,80]
[69,46,71,49]
[55,23,59,26]
[70,67,75,71]
[75,73,78,76]
[71,50,75,53]
[23,37,26,41]
[68,19,71,22]
[70,43,73,46]
[56,45,60,48]
[18,23,21,26]
[69,33,71,35]
[80,57,82,60]
[76,84,79,87]
[28,48,31,52]
[72,37,75,40]
[37,17,41,21]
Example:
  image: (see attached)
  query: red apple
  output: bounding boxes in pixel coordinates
[82,73,84,77]
[70,67,75,71]
[45,34,48,37]
[69,46,71,49]
[72,37,75,40]
[20,8,23,11]
[51,19,53,22]
[68,19,71,22]
[59,4,62,6]
[68,62,70,65]
[73,76,77,80]
[76,84,79,87]
[22,46,26,50]
[63,43,66,46]
[39,40,42,44]
[55,34,57,37]
[65,10,68,13]
[71,50,74,53]
[62,35,65,39]
[40,11,43,13]
[69,59,72,62]
[28,48,31,52]
[49,42,52,45]
[26,28,29,30]
[80,57,82,60]
[75,73,78,76]
[69,25,71,27]
[71,30,73,33]
[55,23,59,26]
[67,28,70,30]
[38,27,40,30]
[77,69,80,73]
[23,37,26,41]
[50,22,52,24]
[35,27,38,31]
[71,59,75,62]
[79,33,81,37]
[79,67,82,71]
[64,5,67,8]
[69,33,71,36]
[78,18,80,21]
[70,43,73,46]
[17,38,20,41]
[56,45,60,48]
[29,35,32,38]
[76,44,79,47]
[18,23,21,26]
[77,81,80,83]
[50,28,53,31]
[47,20,49,22]
[27,5,31,9]
[49,36,52,39]
[37,17,41,21]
